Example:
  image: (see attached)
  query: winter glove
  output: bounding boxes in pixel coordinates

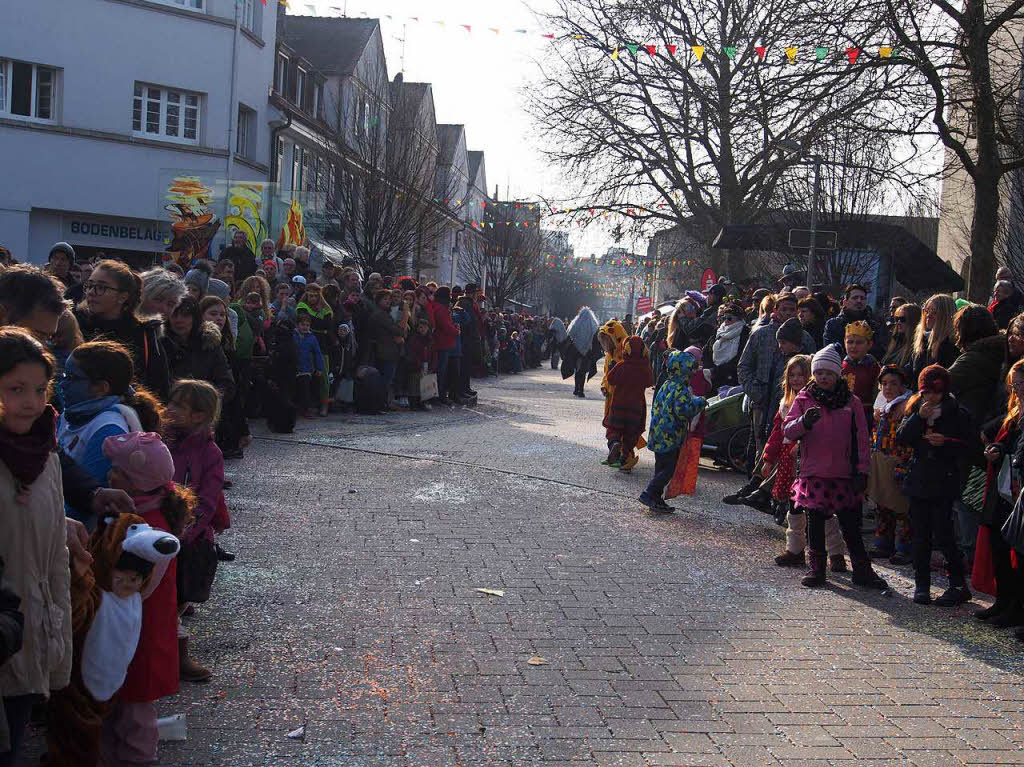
[851,473,868,495]
[801,407,821,429]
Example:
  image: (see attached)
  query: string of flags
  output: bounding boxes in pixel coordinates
[313,9,896,65]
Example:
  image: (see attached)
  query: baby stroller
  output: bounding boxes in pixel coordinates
[699,387,749,472]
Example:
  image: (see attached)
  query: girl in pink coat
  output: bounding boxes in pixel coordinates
[783,347,888,590]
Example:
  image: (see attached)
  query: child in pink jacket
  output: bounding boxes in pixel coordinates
[783,347,888,590]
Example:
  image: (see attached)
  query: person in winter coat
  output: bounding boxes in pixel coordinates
[895,365,973,606]
[0,555,22,754]
[797,296,827,351]
[162,297,235,402]
[603,336,653,471]
[599,319,629,415]
[706,302,749,390]
[989,280,1023,330]
[164,379,223,683]
[911,294,959,383]
[428,287,460,406]
[841,321,881,425]
[868,365,913,563]
[364,290,406,393]
[74,259,171,401]
[296,283,337,416]
[0,329,71,765]
[783,346,888,590]
[822,283,888,359]
[640,350,707,513]
[294,312,325,416]
[949,305,1006,431]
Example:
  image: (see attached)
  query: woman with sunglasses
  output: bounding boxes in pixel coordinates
[911,294,959,384]
[882,303,921,374]
[73,260,171,401]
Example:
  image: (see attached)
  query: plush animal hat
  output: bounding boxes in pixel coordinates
[622,335,648,360]
[102,432,174,493]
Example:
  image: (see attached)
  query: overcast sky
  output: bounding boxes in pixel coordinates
[302,0,626,257]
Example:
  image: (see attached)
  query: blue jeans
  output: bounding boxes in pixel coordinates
[644,448,680,499]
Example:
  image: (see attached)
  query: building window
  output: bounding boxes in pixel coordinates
[275,136,284,183]
[155,0,203,9]
[291,145,304,192]
[0,59,57,120]
[314,82,324,120]
[236,104,254,158]
[240,0,259,34]
[296,68,308,110]
[132,83,200,143]
[274,53,288,94]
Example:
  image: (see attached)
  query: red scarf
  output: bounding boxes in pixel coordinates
[0,405,57,490]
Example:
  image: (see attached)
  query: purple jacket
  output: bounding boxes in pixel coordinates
[783,388,870,478]
[167,428,224,542]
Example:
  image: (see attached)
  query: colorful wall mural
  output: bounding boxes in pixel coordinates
[226,182,269,254]
[276,198,307,250]
[163,175,222,268]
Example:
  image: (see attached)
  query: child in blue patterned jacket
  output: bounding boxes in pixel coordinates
[640,350,707,513]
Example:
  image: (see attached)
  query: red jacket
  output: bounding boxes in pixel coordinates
[118,496,178,703]
[428,300,459,351]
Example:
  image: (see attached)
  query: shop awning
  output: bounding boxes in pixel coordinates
[712,219,964,292]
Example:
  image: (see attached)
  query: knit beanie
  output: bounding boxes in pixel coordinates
[684,345,703,364]
[918,364,951,394]
[776,317,804,347]
[811,346,842,376]
[184,268,209,296]
[102,432,175,493]
[207,278,230,300]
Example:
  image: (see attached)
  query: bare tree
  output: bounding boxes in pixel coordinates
[461,217,543,309]
[528,0,932,279]
[882,0,1024,301]
[315,71,464,277]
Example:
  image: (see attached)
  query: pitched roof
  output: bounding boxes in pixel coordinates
[436,124,465,168]
[390,80,429,115]
[282,16,379,76]
[468,151,484,184]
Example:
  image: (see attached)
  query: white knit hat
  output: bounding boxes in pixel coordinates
[811,345,842,376]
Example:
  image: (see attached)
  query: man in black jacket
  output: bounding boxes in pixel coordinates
[220,229,258,282]
[822,283,888,359]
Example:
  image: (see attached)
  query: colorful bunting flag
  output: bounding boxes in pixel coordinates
[542,33,555,39]
[879,45,893,58]
[815,46,827,60]
[785,46,798,63]
[724,46,737,59]
[461,24,471,32]
[692,45,705,61]
[489,27,500,34]
[667,44,677,55]
[627,43,639,55]
[611,47,619,60]
[846,46,860,63]
[646,44,657,55]
[755,45,767,60]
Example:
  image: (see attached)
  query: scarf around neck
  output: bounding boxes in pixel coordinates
[0,405,57,490]
[712,321,744,365]
[808,378,852,410]
[63,394,123,426]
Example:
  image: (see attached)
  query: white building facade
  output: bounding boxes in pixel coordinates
[1,0,277,266]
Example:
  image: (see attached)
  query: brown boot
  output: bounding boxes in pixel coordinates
[802,552,828,588]
[179,637,212,683]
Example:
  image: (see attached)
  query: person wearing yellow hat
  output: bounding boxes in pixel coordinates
[841,320,881,425]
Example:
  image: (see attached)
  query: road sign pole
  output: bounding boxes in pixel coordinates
[808,159,820,288]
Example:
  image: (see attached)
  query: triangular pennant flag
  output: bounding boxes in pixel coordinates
[461,24,471,32]
[611,47,619,60]
[646,45,657,55]
[489,27,500,34]
[815,46,827,60]
[410,16,419,22]
[515,28,527,33]
[724,46,737,59]
[435,20,445,26]
[879,45,893,58]
[785,46,798,63]
[667,44,677,55]
[627,43,639,55]
[846,46,860,64]
[755,45,766,60]
[542,33,555,39]
[692,45,705,61]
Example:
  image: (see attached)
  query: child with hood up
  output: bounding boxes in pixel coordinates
[603,336,653,471]
[640,350,707,513]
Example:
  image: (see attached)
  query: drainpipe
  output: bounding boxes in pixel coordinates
[224,1,241,247]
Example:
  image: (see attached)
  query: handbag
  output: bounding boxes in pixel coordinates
[176,535,218,603]
[665,435,702,499]
[998,455,1014,503]
[419,372,438,401]
[1001,492,1024,557]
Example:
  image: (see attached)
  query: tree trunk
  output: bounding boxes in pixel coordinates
[968,173,1000,302]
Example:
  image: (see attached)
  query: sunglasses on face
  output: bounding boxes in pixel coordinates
[83,282,122,296]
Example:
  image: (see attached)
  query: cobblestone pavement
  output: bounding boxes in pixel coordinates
[31,368,1024,766]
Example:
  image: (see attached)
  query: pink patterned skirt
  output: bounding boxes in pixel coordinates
[791,475,862,512]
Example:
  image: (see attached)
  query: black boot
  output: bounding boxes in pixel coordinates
[724,477,761,505]
[739,488,772,513]
[802,552,827,587]
[851,561,888,590]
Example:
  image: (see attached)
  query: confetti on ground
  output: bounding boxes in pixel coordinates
[286,725,305,740]
[409,538,421,542]
[526,656,549,665]
[474,588,505,597]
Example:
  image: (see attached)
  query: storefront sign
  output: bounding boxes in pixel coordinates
[64,215,170,252]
